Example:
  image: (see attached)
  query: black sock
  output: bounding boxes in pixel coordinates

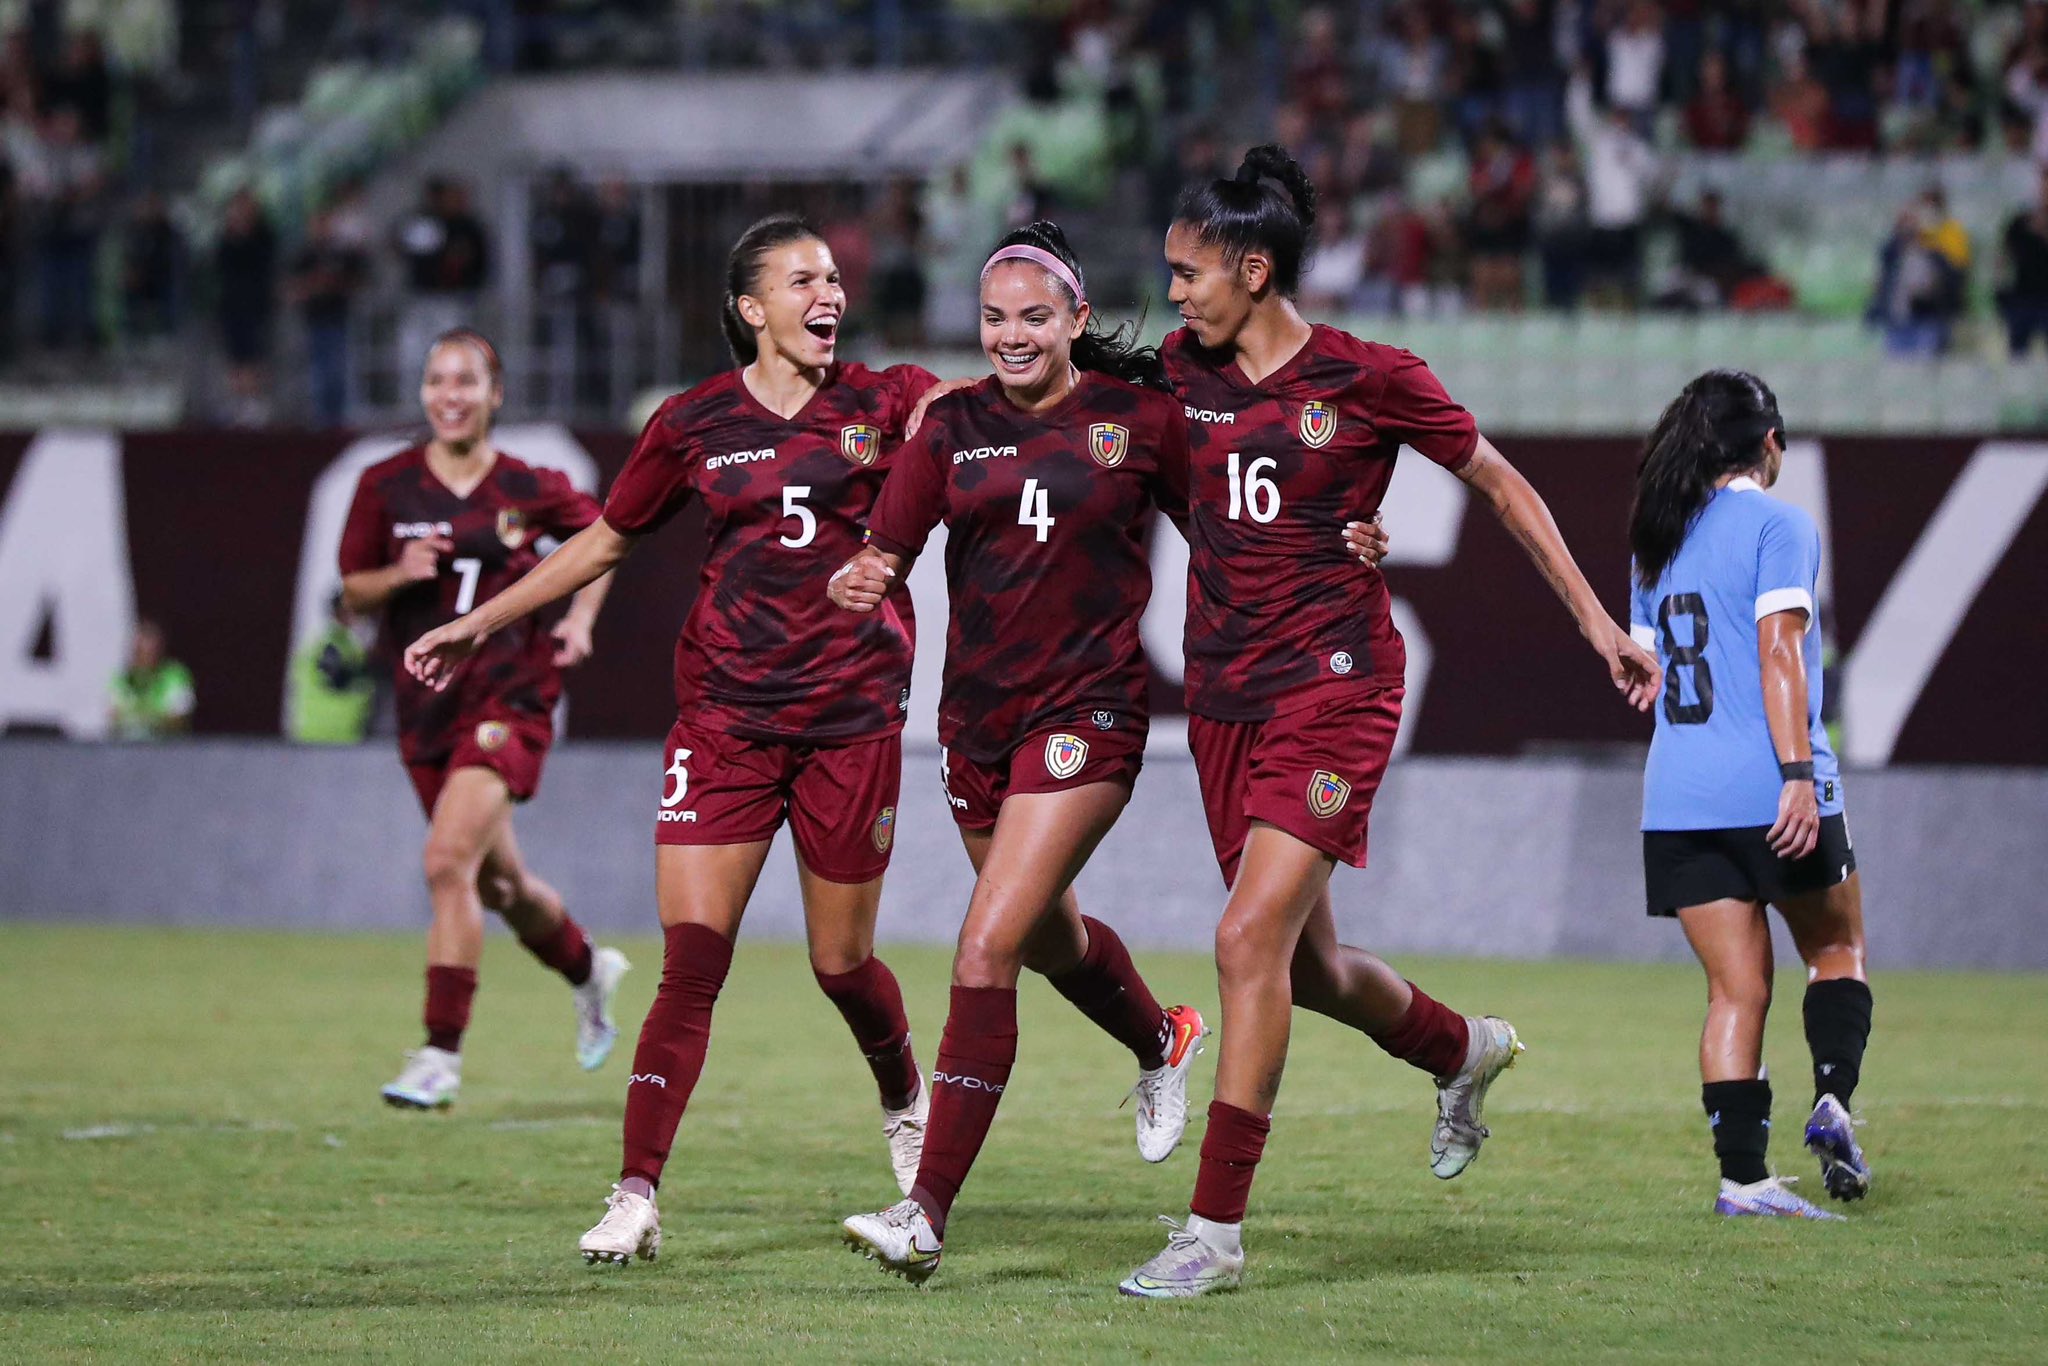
[1803,978,1873,1107]
[1703,1079,1772,1185]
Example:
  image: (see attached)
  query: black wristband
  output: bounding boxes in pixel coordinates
[1779,760,1815,782]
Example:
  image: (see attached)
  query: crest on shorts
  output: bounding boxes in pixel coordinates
[840,424,882,467]
[1307,769,1351,818]
[475,720,510,753]
[872,806,896,853]
[1044,733,1090,780]
[1088,422,1130,468]
[495,507,528,549]
[1299,402,1337,450]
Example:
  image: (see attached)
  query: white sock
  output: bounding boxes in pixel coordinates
[1186,1213,1242,1256]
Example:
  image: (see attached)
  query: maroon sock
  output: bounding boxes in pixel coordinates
[814,956,920,1111]
[619,924,735,1188]
[908,985,1018,1236]
[423,965,477,1052]
[1045,917,1169,1070]
[1189,1101,1272,1224]
[519,916,594,987]
[1372,981,1471,1080]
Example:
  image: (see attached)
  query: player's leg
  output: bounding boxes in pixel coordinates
[1778,868,1873,1199]
[477,820,632,1071]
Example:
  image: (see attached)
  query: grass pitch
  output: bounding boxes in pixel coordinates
[1,926,2044,1363]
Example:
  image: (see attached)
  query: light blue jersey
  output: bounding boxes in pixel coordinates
[1631,477,1843,831]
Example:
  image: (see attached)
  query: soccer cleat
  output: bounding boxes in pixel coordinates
[381,1045,461,1110]
[841,1198,943,1284]
[1804,1094,1871,1201]
[1715,1175,1843,1220]
[1131,1005,1209,1163]
[1431,1016,1524,1179]
[573,946,631,1071]
[579,1184,661,1265]
[1118,1216,1246,1299]
[882,1078,930,1197]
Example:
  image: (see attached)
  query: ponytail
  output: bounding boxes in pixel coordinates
[985,219,1169,391]
[1630,370,1784,588]
[1170,143,1318,295]
[721,212,822,365]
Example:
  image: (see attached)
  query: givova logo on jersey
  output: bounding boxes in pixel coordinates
[1044,733,1089,780]
[1307,769,1352,818]
[841,424,881,467]
[1299,401,1337,449]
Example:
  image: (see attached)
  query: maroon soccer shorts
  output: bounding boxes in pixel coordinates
[405,711,554,816]
[939,722,1148,831]
[1188,685,1404,886]
[652,715,903,884]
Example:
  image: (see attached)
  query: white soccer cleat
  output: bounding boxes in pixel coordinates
[841,1198,943,1284]
[1118,1216,1246,1299]
[381,1045,461,1110]
[579,1184,662,1264]
[1714,1175,1843,1220]
[1431,1015,1524,1179]
[882,1078,930,1197]
[1131,1005,1208,1163]
[574,947,631,1071]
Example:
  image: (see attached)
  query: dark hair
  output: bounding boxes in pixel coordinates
[1169,143,1318,295]
[429,327,502,384]
[1630,370,1785,588]
[984,220,1168,391]
[721,212,823,364]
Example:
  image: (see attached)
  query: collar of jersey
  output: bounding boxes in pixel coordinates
[1723,475,1764,493]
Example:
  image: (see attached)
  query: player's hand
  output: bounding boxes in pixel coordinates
[1767,778,1820,859]
[1341,513,1389,567]
[904,378,977,439]
[404,615,490,692]
[395,535,452,584]
[550,616,595,668]
[1588,617,1661,712]
[828,548,894,613]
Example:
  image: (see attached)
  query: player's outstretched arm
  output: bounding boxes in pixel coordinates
[1454,435,1661,711]
[406,518,638,689]
[827,545,908,614]
[1759,608,1820,859]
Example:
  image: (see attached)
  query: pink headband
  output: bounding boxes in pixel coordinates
[980,244,1086,305]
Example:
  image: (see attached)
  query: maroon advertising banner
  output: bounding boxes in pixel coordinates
[0,427,2042,764]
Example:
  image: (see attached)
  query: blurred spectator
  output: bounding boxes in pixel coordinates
[1499,0,1563,146]
[1449,10,1505,148]
[1288,6,1352,130]
[1807,0,1882,150]
[1684,50,1751,150]
[1999,176,2048,357]
[289,589,374,744]
[529,165,590,307]
[1603,0,1667,135]
[215,187,277,425]
[120,190,182,340]
[588,178,641,305]
[16,106,106,353]
[109,619,194,740]
[393,176,489,373]
[1569,69,1659,307]
[1655,189,1785,311]
[289,207,367,427]
[871,178,927,348]
[44,32,111,144]
[2006,37,2048,164]
[1869,188,1969,357]
[1380,6,1448,155]
[1534,136,1592,308]
[1298,196,1371,315]
[1465,123,1536,310]
[1769,49,1833,150]
[1002,141,1056,225]
[1336,109,1404,199]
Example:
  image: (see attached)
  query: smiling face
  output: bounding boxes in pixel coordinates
[979,260,1087,400]
[1164,221,1261,352]
[419,339,502,448]
[737,237,845,371]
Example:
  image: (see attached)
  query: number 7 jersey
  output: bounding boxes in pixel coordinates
[1164,324,1478,722]
[603,362,937,743]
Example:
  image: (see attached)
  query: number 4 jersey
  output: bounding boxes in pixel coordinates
[1164,324,1478,723]
[1629,475,1842,831]
[603,362,937,743]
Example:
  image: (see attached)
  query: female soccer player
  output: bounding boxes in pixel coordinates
[1120,146,1663,1298]
[828,222,1214,1285]
[1628,370,1871,1220]
[406,215,944,1266]
[339,328,630,1111]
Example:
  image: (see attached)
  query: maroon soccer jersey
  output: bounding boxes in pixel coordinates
[338,446,600,764]
[864,372,1190,764]
[603,362,936,743]
[1164,324,1478,721]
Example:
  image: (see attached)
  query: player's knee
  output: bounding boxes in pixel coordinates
[421,836,479,892]
[808,943,868,978]
[1214,915,1281,987]
[475,867,521,912]
[1707,970,1772,1016]
[953,929,1022,986]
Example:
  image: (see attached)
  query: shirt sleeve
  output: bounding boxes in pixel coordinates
[1374,349,1479,470]
[882,363,944,436]
[536,466,601,538]
[1628,564,1657,651]
[865,419,950,558]
[1150,402,1193,533]
[1754,506,1820,624]
[337,471,386,576]
[603,398,696,535]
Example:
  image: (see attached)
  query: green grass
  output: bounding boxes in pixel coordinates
[2,926,2044,1363]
